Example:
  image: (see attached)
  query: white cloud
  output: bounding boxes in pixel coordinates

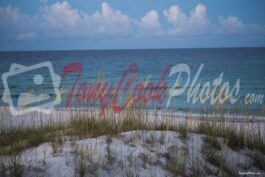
[0,1,264,42]
[217,16,245,34]
[39,1,82,39]
[0,5,20,22]
[163,4,208,35]
[163,5,187,26]
[89,2,132,35]
[163,3,264,37]
[191,4,207,19]
[0,5,38,41]
[40,1,80,28]
[139,10,163,36]
[211,16,265,36]
[38,1,133,39]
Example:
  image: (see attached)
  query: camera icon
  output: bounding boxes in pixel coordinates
[2,61,61,116]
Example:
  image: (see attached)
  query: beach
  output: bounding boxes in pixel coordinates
[0,105,264,177]
[1,0,265,176]
[0,48,264,177]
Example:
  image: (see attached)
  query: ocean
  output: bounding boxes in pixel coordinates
[0,48,264,117]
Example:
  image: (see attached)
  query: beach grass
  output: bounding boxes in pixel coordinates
[0,105,264,155]
[0,103,264,177]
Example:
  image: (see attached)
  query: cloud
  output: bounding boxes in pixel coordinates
[40,1,80,28]
[0,5,20,22]
[139,10,163,36]
[0,5,38,41]
[210,16,265,36]
[163,4,265,37]
[0,1,264,43]
[163,4,208,35]
[163,5,187,25]
[191,4,207,20]
[217,16,245,34]
[39,1,82,39]
[89,2,132,36]
[38,1,133,39]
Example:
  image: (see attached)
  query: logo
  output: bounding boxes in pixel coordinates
[2,62,61,116]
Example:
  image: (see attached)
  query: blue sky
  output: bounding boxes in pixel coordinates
[0,0,265,51]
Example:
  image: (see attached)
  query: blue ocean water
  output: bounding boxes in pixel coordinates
[0,48,264,116]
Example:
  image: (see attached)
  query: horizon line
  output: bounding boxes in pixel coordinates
[0,46,265,53]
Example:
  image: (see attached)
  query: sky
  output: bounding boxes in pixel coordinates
[0,0,265,51]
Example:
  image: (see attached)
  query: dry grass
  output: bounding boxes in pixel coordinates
[0,105,264,157]
[0,94,264,177]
